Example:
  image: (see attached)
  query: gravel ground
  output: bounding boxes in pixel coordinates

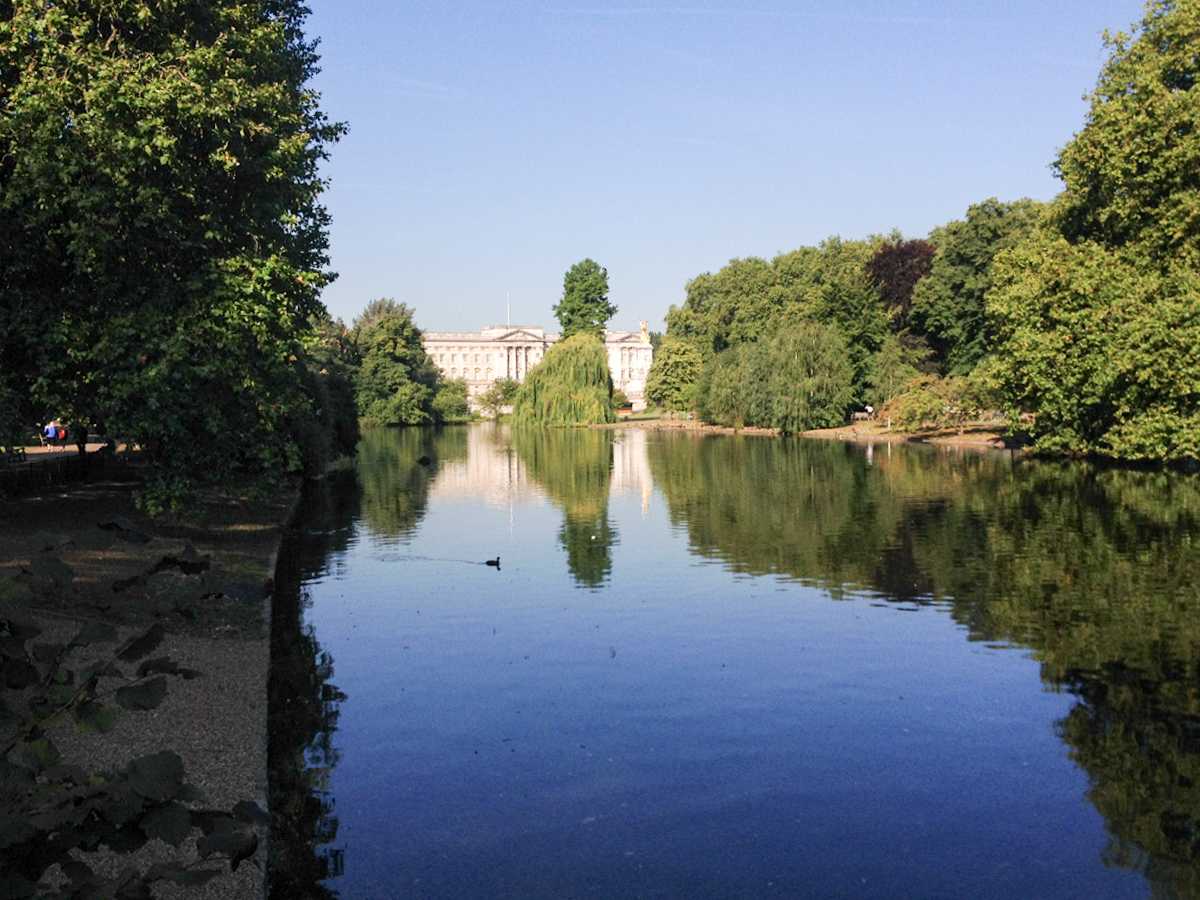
[1,461,294,899]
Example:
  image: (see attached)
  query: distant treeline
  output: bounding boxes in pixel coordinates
[648,0,1200,461]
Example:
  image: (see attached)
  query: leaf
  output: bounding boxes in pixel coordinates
[117,623,165,662]
[115,677,168,711]
[73,701,119,734]
[128,751,184,801]
[137,656,199,679]
[21,737,61,771]
[3,658,39,690]
[0,872,39,898]
[192,810,241,836]
[197,830,258,870]
[232,800,270,826]
[69,527,116,551]
[145,864,221,887]
[140,802,192,846]
[71,620,118,646]
[25,553,75,586]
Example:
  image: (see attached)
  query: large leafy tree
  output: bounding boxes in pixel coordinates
[644,336,703,412]
[554,259,616,339]
[865,236,936,334]
[989,0,1200,459]
[911,198,1043,375]
[0,0,342,512]
[353,300,440,427]
[512,332,616,426]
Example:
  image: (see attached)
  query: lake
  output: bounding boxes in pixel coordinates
[269,425,1200,900]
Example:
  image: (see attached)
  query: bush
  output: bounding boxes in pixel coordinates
[512,333,616,426]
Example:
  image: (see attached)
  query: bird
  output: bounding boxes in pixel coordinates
[486,557,500,568]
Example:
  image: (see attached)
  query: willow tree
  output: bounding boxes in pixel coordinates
[512,333,616,426]
[0,0,342,512]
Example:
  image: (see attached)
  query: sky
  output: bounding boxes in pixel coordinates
[302,0,1148,335]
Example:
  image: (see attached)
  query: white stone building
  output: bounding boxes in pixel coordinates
[423,324,654,410]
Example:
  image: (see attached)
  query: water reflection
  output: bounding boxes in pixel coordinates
[270,427,1200,898]
[268,474,356,899]
[356,426,467,541]
[649,432,1200,897]
[511,427,619,588]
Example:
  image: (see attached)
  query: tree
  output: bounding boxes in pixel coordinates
[988,1,1200,459]
[865,236,936,333]
[644,337,703,411]
[479,377,520,419]
[353,301,440,427]
[512,333,616,426]
[431,378,472,422]
[1053,2,1200,266]
[910,198,1043,374]
[0,0,343,513]
[554,259,616,339]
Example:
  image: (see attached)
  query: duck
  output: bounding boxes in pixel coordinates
[486,557,501,568]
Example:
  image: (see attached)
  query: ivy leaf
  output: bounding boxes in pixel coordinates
[145,864,221,887]
[73,701,119,734]
[197,831,259,871]
[71,621,118,646]
[117,623,165,662]
[137,656,200,679]
[116,677,168,711]
[26,553,75,586]
[128,751,184,801]
[21,737,61,771]
[140,802,192,846]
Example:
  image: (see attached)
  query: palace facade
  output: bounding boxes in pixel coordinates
[423,324,654,410]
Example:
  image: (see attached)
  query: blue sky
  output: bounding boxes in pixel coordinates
[303,1,1147,334]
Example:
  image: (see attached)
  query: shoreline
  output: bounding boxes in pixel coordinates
[599,417,1014,449]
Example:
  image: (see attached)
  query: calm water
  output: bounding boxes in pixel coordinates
[269,426,1200,900]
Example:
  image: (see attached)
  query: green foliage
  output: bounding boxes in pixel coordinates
[987,2,1200,460]
[0,0,343,515]
[989,230,1200,458]
[0,609,260,893]
[866,333,922,409]
[644,336,703,411]
[910,199,1044,374]
[696,320,853,432]
[553,259,616,339]
[611,389,632,410]
[353,301,440,427]
[479,377,521,419]
[432,378,472,423]
[1054,1,1200,266]
[512,333,616,426]
[355,427,467,538]
[667,237,885,402]
[880,374,982,433]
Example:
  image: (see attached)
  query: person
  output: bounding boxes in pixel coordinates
[43,421,56,448]
[56,424,67,450]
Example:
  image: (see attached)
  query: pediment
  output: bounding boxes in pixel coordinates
[491,329,548,342]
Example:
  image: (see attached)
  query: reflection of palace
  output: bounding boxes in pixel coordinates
[610,429,654,514]
[428,426,655,513]
[423,324,654,409]
[428,427,546,508]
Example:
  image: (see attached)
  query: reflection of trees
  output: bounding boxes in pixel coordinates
[268,473,358,899]
[356,426,468,539]
[512,428,616,587]
[649,434,1200,896]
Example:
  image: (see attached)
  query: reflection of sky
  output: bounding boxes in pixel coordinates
[304,433,1145,900]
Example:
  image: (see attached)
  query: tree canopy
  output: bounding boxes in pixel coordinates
[989,0,1200,459]
[0,0,342,512]
[512,333,616,426]
[553,259,616,339]
[352,300,440,427]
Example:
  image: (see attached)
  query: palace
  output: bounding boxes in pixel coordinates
[423,324,654,410]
